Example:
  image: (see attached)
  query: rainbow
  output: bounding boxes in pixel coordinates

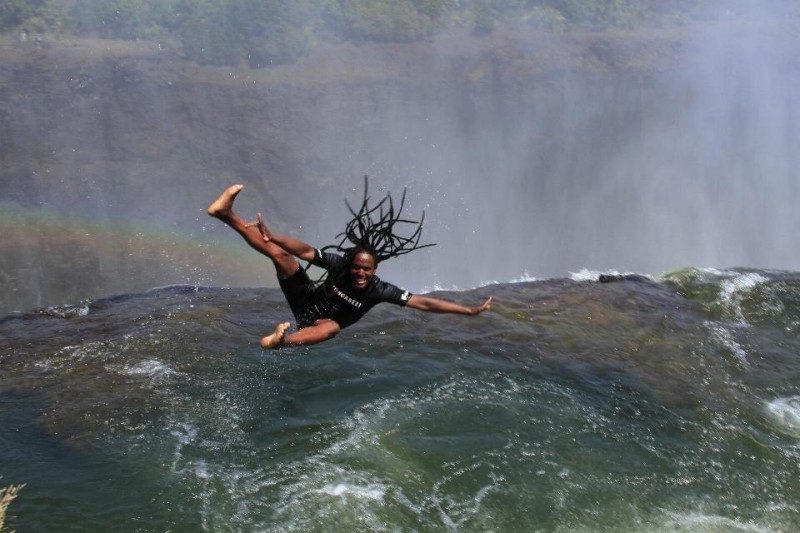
[0,204,274,313]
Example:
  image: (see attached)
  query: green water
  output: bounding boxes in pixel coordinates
[2,271,800,531]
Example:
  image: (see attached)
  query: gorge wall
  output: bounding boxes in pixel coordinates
[1,15,798,314]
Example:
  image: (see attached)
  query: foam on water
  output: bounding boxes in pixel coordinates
[764,396,800,438]
[659,511,778,533]
[422,271,537,293]
[169,421,199,473]
[40,303,91,318]
[32,341,114,372]
[111,359,179,381]
[164,371,653,531]
[569,268,601,282]
[153,375,511,530]
[266,376,515,529]
[706,321,749,365]
[719,272,768,302]
[702,269,776,325]
[318,482,385,500]
[550,505,792,533]
[508,271,537,284]
[569,268,647,282]
[58,341,109,361]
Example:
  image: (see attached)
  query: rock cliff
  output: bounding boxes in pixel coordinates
[3,20,794,314]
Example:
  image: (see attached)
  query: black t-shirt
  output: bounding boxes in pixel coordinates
[300,250,411,329]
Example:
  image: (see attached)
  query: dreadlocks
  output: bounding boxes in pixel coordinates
[322,176,435,263]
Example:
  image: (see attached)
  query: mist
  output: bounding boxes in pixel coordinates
[1,0,798,313]
[340,4,800,292]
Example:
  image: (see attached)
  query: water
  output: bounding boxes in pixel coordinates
[2,268,800,531]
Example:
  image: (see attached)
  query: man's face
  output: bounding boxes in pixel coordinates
[349,251,377,290]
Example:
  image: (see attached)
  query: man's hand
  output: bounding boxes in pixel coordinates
[257,213,272,242]
[244,213,272,242]
[471,296,493,315]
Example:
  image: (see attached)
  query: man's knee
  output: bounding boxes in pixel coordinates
[276,250,294,261]
[316,319,341,338]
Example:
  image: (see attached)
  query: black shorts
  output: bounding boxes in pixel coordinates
[278,268,319,328]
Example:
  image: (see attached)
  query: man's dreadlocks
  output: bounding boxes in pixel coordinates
[314,176,435,281]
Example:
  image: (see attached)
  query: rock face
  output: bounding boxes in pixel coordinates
[2,19,798,314]
[0,31,675,313]
[2,31,689,207]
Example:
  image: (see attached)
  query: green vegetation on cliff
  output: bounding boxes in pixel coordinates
[5,0,785,68]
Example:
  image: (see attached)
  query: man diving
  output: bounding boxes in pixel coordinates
[207,182,492,349]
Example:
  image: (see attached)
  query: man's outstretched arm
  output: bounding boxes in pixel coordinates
[406,295,492,316]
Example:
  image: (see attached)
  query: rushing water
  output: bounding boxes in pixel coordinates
[2,267,800,532]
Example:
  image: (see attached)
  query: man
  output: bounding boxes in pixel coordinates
[208,184,492,349]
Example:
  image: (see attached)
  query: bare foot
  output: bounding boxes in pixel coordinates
[261,322,291,349]
[207,184,244,219]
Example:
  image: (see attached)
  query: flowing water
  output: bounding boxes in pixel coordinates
[3,267,800,531]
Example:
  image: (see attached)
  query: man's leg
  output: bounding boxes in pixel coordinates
[209,184,339,349]
[207,184,299,280]
[261,319,341,349]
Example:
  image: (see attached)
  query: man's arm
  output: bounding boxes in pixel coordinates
[406,295,492,316]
